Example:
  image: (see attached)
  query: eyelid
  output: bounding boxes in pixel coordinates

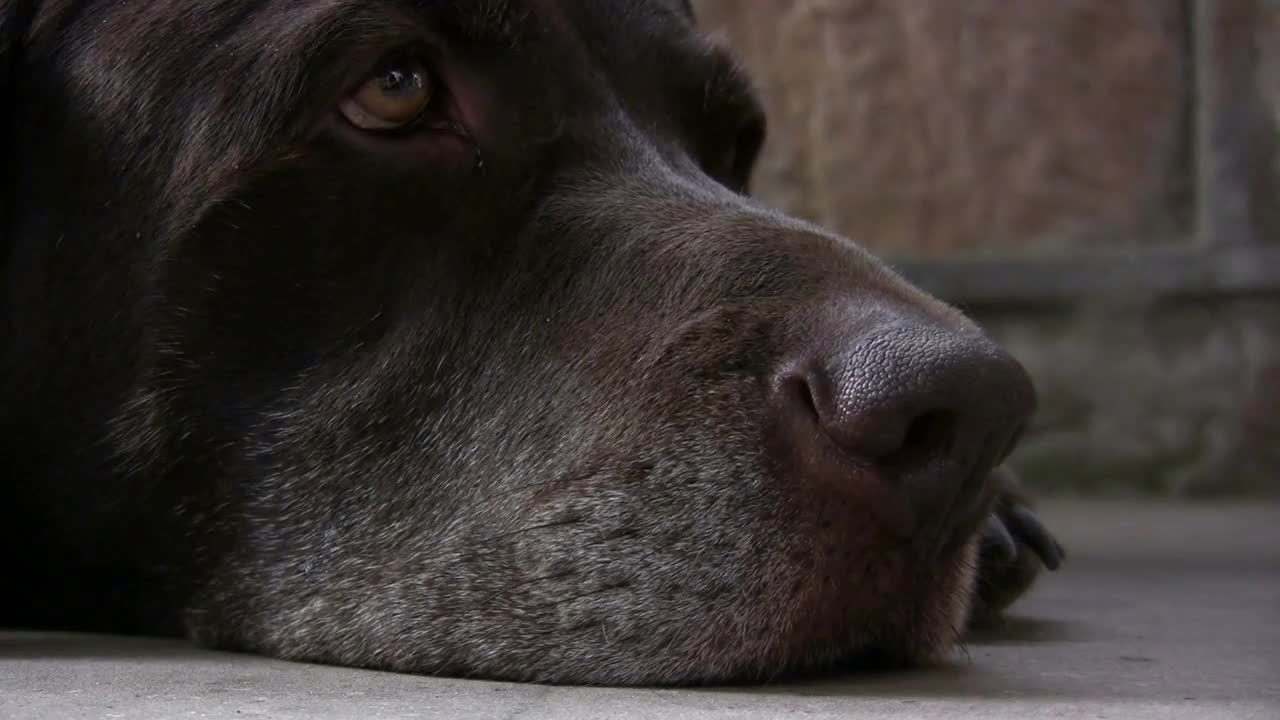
[338,97,412,131]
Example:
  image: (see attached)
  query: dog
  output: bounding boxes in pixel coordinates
[1,0,1064,685]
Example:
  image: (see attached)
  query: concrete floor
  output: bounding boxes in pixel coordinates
[3,501,1278,720]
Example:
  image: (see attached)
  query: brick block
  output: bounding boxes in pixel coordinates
[695,0,1190,256]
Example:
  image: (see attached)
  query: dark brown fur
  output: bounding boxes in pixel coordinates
[1,0,1060,685]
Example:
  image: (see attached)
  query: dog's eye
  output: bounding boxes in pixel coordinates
[340,54,434,131]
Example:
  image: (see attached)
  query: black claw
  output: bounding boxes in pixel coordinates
[982,513,1018,564]
[1004,505,1064,571]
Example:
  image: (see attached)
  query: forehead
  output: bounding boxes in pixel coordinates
[38,0,696,56]
[171,0,696,51]
[36,0,744,201]
[38,0,710,123]
[421,0,695,47]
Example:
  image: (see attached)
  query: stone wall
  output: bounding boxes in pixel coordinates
[694,0,1191,256]
[987,298,1280,496]
[694,0,1280,495]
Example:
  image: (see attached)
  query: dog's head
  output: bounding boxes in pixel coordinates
[2,0,1035,683]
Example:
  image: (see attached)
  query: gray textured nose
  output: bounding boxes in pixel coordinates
[803,325,1032,465]
[769,302,1036,532]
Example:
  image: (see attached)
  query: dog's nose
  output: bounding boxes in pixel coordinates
[769,301,1036,539]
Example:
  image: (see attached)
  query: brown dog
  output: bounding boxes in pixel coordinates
[0,0,1062,684]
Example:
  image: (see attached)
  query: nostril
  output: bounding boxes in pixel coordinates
[882,409,956,468]
[775,371,823,427]
[795,375,821,425]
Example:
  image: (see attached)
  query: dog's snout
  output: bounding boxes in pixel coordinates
[769,300,1036,536]
[786,327,1034,466]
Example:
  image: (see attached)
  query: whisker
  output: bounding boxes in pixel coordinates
[950,612,973,664]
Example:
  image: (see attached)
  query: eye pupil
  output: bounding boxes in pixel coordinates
[380,68,420,96]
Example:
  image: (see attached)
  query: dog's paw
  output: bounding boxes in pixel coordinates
[967,466,1065,627]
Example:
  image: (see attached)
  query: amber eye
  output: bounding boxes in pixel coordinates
[340,54,434,131]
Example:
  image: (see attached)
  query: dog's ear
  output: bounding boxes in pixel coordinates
[0,0,34,114]
[0,0,17,89]
[1,0,11,270]
[1,0,35,267]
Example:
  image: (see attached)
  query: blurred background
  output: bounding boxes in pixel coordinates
[695,0,1279,498]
